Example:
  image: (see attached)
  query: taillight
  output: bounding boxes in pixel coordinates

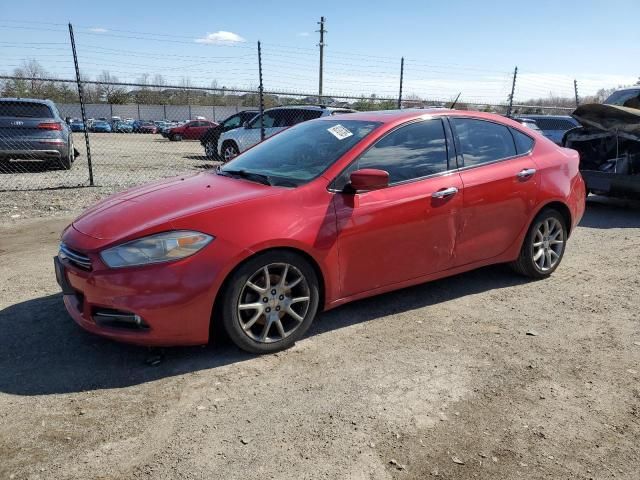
[38,122,62,130]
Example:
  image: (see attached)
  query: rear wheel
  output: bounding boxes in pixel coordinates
[204,140,217,159]
[59,141,74,170]
[510,208,567,278]
[220,251,320,354]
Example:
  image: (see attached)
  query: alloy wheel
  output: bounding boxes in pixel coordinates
[532,218,564,272]
[223,145,238,162]
[237,263,311,344]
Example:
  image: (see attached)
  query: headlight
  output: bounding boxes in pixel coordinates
[100,231,213,268]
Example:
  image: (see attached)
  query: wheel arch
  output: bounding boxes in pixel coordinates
[534,200,573,236]
[209,246,327,340]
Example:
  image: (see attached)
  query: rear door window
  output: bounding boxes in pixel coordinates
[0,102,53,118]
[451,118,517,167]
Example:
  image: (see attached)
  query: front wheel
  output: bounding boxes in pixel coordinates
[170,134,182,141]
[221,141,239,162]
[220,251,320,354]
[510,208,567,278]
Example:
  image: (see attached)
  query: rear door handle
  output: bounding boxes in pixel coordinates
[431,187,459,199]
[517,168,536,179]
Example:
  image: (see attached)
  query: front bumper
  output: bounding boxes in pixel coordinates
[56,228,247,347]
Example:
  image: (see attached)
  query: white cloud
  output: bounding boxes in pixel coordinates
[88,27,108,33]
[195,31,246,44]
[297,32,310,37]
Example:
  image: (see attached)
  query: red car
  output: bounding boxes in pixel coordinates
[168,120,217,141]
[55,110,585,353]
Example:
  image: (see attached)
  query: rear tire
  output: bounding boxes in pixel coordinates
[220,251,320,354]
[510,208,567,279]
[204,140,217,159]
[59,141,74,170]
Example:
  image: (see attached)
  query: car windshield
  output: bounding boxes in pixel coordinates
[219,119,381,187]
[604,89,640,108]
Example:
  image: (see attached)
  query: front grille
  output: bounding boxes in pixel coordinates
[59,243,92,270]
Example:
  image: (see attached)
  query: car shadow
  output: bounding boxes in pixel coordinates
[580,196,640,229]
[184,155,217,163]
[0,264,528,396]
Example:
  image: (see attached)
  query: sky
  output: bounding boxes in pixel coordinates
[0,0,638,103]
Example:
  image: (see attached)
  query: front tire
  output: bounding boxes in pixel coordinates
[204,140,217,159]
[221,141,239,162]
[220,251,320,354]
[510,208,567,278]
[170,134,182,141]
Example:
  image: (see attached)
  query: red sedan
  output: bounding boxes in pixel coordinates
[55,110,585,353]
[167,120,217,141]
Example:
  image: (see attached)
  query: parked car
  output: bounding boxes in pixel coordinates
[514,118,542,133]
[563,89,640,198]
[0,97,76,169]
[69,119,85,132]
[167,119,217,141]
[137,121,158,134]
[516,115,580,145]
[218,105,356,162]
[112,121,134,133]
[55,109,585,353]
[200,110,259,159]
[90,120,112,133]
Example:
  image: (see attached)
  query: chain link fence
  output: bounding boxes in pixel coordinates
[0,21,610,193]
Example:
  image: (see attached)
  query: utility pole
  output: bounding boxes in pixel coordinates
[317,16,326,103]
[397,57,404,109]
[68,23,94,186]
[507,66,518,117]
[574,79,580,108]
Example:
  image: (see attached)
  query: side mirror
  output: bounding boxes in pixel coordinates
[349,169,389,192]
[243,121,250,128]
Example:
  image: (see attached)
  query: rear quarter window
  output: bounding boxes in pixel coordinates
[0,102,53,118]
[510,128,535,155]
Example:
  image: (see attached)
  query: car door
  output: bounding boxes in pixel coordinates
[331,118,463,297]
[449,117,539,266]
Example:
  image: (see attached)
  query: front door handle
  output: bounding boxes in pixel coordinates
[431,187,459,199]
[516,168,537,180]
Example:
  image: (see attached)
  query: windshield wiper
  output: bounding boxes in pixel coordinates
[217,168,272,186]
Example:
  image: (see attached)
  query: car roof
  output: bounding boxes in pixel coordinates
[0,97,55,106]
[609,87,640,93]
[516,114,576,120]
[264,105,352,112]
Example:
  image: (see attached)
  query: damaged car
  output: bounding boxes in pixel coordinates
[563,87,640,199]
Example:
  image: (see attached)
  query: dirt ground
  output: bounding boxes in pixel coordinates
[0,195,639,480]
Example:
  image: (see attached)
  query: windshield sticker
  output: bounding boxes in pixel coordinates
[327,124,354,140]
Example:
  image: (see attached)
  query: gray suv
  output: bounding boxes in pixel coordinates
[0,98,75,169]
[218,105,356,162]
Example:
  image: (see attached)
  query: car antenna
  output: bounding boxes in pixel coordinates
[449,92,462,109]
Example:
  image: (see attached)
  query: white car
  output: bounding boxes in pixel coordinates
[217,105,355,162]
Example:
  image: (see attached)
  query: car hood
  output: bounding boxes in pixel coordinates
[73,172,280,241]
[572,103,640,140]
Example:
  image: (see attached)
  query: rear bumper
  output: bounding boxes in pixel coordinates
[0,148,63,160]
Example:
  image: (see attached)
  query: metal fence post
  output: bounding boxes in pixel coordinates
[68,23,94,186]
[574,79,580,108]
[258,41,265,142]
[397,57,404,109]
[506,66,518,117]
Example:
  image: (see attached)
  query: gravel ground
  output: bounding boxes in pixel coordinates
[0,132,215,193]
[0,196,639,480]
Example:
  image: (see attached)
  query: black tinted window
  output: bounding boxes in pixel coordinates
[0,102,53,118]
[335,119,449,188]
[452,118,516,167]
[510,128,534,154]
[533,118,577,131]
